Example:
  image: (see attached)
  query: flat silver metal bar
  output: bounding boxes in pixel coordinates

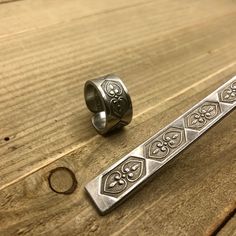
[85,76,236,214]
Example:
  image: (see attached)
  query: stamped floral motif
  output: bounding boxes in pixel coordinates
[101,156,146,197]
[102,80,128,117]
[219,80,236,103]
[185,101,220,131]
[110,97,128,117]
[104,81,122,98]
[144,127,186,161]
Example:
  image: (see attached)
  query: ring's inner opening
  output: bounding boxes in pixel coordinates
[92,111,107,132]
[85,84,103,113]
[85,83,107,132]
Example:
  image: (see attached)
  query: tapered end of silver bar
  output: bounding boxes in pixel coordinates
[85,177,116,214]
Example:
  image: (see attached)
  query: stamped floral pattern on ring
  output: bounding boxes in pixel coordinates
[185,101,220,131]
[219,80,236,103]
[101,80,129,117]
[101,156,146,197]
[144,127,186,161]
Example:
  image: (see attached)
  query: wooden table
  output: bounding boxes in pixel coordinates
[0,0,235,235]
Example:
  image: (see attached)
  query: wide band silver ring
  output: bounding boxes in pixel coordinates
[84,74,133,135]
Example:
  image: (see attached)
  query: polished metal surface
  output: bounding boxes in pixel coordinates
[84,74,133,135]
[85,76,236,214]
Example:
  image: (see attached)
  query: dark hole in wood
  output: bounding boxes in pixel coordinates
[4,137,10,141]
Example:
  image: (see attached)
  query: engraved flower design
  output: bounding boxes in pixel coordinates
[107,171,127,189]
[149,129,183,160]
[102,80,128,117]
[220,81,236,103]
[102,158,145,195]
[151,133,179,154]
[223,82,236,99]
[105,82,122,98]
[191,106,215,125]
[111,97,128,117]
[186,102,219,130]
[108,164,140,189]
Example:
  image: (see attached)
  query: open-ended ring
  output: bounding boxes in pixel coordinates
[84,74,133,135]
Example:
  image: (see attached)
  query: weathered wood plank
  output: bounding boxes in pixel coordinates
[0,0,235,235]
[0,79,235,235]
[0,0,236,190]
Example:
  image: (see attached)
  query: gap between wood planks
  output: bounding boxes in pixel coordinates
[212,209,236,236]
[0,61,235,192]
[0,6,235,194]
[0,12,235,145]
[0,0,21,4]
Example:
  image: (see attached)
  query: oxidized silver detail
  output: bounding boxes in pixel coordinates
[185,101,220,130]
[101,80,129,118]
[145,127,186,161]
[101,156,146,197]
[103,80,123,98]
[219,80,236,103]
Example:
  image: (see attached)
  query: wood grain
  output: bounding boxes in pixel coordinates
[0,0,235,235]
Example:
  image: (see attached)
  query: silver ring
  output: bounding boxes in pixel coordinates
[84,74,133,135]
